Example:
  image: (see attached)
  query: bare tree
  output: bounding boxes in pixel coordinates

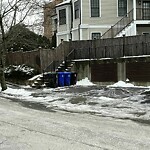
[0,0,49,91]
[25,0,50,35]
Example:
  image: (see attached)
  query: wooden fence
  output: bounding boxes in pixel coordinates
[6,41,70,73]
[67,35,150,60]
[6,50,41,71]
[6,35,150,73]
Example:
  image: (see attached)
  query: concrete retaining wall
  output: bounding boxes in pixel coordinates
[74,60,150,86]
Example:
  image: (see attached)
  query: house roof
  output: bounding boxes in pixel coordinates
[56,0,71,7]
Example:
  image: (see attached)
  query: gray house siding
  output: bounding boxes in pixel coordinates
[56,0,150,45]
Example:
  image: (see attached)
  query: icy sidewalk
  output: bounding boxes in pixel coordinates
[1,78,150,124]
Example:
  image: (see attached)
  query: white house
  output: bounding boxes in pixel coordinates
[55,0,150,46]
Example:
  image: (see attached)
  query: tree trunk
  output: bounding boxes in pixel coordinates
[0,16,7,91]
[0,67,7,91]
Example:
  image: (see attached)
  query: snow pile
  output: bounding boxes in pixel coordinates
[76,77,95,86]
[107,81,135,88]
[3,87,32,97]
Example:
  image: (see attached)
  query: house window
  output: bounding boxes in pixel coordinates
[54,19,57,29]
[91,0,100,17]
[118,0,127,17]
[74,0,80,19]
[92,33,101,39]
[59,9,66,25]
[143,1,150,20]
[142,32,150,35]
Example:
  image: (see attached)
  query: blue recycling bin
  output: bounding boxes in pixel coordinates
[57,72,65,87]
[64,72,71,86]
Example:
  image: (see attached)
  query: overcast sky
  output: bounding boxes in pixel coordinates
[1,0,52,35]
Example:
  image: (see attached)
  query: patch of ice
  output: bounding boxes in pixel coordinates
[76,77,95,86]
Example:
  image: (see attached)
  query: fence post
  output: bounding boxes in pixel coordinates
[146,42,148,55]
[68,39,72,60]
[89,47,91,59]
[104,46,107,58]
[73,49,75,60]
[123,34,125,57]
[94,40,97,59]
[53,61,55,72]
[111,26,114,38]
[142,42,144,55]
[117,62,126,82]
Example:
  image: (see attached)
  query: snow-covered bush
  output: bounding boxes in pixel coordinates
[5,64,38,79]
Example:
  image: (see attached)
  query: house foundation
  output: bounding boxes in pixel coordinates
[73,59,150,86]
[117,62,126,82]
[73,61,91,81]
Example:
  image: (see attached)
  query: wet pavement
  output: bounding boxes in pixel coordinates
[0,84,150,149]
[1,84,150,125]
[0,96,150,150]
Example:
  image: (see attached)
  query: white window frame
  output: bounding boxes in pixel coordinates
[89,0,101,17]
[142,32,150,35]
[91,32,102,40]
[117,0,128,17]
[59,8,66,25]
[74,0,80,19]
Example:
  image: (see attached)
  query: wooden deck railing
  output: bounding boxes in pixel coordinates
[101,9,134,39]
[67,35,150,61]
[101,8,150,39]
[136,8,150,20]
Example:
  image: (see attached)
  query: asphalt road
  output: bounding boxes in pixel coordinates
[0,97,150,150]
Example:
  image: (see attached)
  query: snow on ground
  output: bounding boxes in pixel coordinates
[107,81,135,87]
[76,77,95,86]
[28,74,43,81]
[1,78,150,122]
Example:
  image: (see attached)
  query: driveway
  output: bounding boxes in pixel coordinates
[0,97,150,150]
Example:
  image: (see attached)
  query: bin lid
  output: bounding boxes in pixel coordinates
[64,72,71,74]
[57,72,65,74]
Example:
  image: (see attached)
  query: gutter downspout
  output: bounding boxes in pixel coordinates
[70,0,73,40]
[133,0,137,35]
[78,0,81,40]
[133,0,136,20]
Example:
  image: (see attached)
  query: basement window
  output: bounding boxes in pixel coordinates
[142,32,150,35]
[92,33,101,40]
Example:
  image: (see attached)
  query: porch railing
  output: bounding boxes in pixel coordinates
[101,9,134,39]
[136,8,150,20]
[101,8,150,39]
[43,60,63,72]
